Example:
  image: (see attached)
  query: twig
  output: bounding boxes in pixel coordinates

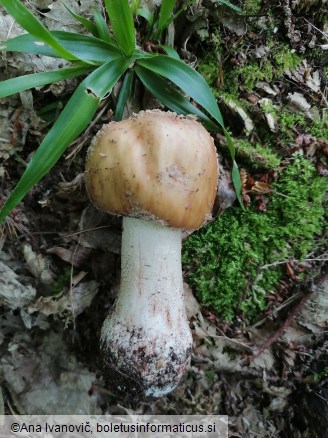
[249,271,328,360]
[260,253,328,270]
[17,225,114,240]
[250,291,303,329]
[249,289,313,360]
[302,17,328,38]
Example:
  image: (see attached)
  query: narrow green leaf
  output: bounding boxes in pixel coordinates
[157,44,180,60]
[0,58,129,221]
[224,128,244,208]
[62,2,98,36]
[160,0,194,35]
[137,55,224,127]
[0,65,92,98]
[103,0,136,55]
[131,0,142,16]
[215,0,242,12]
[1,31,121,63]
[223,128,235,161]
[130,49,153,61]
[232,160,244,208]
[114,70,134,121]
[136,7,153,24]
[135,65,217,130]
[37,99,70,124]
[92,7,114,44]
[0,0,80,61]
[156,0,175,38]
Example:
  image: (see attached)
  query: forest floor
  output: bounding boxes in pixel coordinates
[0,1,327,437]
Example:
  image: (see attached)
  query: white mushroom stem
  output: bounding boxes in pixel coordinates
[100,217,192,399]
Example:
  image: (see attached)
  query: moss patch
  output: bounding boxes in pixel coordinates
[269,107,328,143]
[244,0,262,14]
[236,46,301,93]
[51,267,71,295]
[198,54,220,87]
[235,140,281,169]
[182,156,327,321]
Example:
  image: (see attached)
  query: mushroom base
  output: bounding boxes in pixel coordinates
[100,217,193,400]
[101,327,192,400]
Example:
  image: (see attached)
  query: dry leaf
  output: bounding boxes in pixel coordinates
[47,245,91,267]
[0,261,36,309]
[23,243,54,286]
[28,280,99,317]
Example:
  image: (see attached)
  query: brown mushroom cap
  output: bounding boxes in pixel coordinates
[85,110,218,230]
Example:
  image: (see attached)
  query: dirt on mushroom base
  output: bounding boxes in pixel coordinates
[101,327,193,401]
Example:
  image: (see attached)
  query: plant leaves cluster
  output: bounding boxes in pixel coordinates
[0,0,243,221]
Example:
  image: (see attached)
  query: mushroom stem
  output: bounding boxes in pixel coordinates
[101,217,192,399]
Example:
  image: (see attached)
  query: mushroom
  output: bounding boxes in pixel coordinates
[85,110,218,399]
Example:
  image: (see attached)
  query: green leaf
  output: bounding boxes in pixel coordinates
[232,160,244,208]
[130,49,153,61]
[135,65,217,130]
[215,0,242,12]
[0,58,129,222]
[158,44,180,59]
[0,0,80,61]
[131,0,142,16]
[137,55,224,127]
[92,7,114,44]
[223,129,243,207]
[62,2,98,36]
[0,65,92,98]
[1,31,121,63]
[103,0,136,55]
[155,0,176,38]
[161,0,194,34]
[136,7,153,24]
[114,70,135,121]
[53,32,120,60]
[154,0,195,39]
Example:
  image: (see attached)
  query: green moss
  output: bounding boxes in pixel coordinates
[244,0,262,14]
[278,111,307,143]
[271,108,328,143]
[236,139,281,169]
[309,116,328,140]
[324,66,328,79]
[273,46,301,75]
[235,45,301,92]
[197,55,220,87]
[182,156,327,321]
[51,267,71,295]
[313,366,328,383]
[237,63,274,93]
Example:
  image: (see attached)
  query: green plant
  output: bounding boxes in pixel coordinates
[270,108,328,144]
[313,366,328,382]
[238,63,274,92]
[273,45,301,75]
[236,139,281,169]
[0,0,243,222]
[183,155,327,321]
[51,267,71,295]
[225,43,301,93]
[244,0,262,14]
